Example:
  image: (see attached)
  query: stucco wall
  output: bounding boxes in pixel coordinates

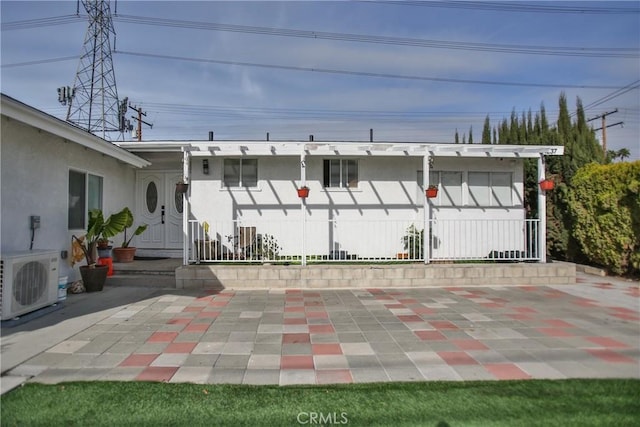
[1,116,137,280]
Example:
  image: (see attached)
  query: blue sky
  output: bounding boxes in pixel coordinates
[2,1,639,159]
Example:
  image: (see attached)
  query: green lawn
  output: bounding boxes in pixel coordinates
[1,379,638,426]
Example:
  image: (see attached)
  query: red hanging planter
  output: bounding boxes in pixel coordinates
[176,182,189,194]
[539,179,554,191]
[297,186,310,198]
[426,187,438,198]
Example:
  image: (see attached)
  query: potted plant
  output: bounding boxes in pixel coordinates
[72,208,129,292]
[426,185,438,198]
[112,207,148,263]
[297,186,310,198]
[402,224,424,259]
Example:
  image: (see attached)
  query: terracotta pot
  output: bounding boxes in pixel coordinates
[80,265,108,292]
[426,188,438,198]
[539,179,554,191]
[297,187,310,198]
[113,247,136,263]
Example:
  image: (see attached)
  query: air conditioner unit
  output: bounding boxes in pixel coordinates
[1,250,59,320]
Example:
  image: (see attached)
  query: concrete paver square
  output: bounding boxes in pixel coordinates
[120,354,159,367]
[136,366,178,382]
[192,342,225,354]
[169,367,212,384]
[151,353,189,367]
[46,340,91,354]
[279,369,316,385]
[349,367,390,383]
[484,363,532,380]
[243,369,280,385]
[184,354,219,367]
[314,355,350,370]
[316,369,353,384]
[247,354,281,370]
[340,342,374,355]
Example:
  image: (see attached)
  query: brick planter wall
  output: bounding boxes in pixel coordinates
[175,262,576,289]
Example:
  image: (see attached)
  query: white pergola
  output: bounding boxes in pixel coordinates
[120,141,564,265]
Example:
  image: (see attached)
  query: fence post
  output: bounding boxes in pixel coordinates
[301,151,307,266]
[423,154,431,264]
[182,148,190,265]
[538,154,547,263]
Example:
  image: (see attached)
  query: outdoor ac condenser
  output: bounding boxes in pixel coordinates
[0,250,59,320]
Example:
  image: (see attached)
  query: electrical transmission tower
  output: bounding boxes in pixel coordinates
[59,0,127,140]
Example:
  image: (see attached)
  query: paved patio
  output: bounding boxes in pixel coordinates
[1,271,638,393]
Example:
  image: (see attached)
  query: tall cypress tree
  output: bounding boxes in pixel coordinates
[482,115,491,144]
[468,126,473,144]
[454,129,460,144]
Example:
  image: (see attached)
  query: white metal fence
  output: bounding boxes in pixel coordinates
[188,218,540,264]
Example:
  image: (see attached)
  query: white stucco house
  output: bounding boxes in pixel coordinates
[2,93,564,286]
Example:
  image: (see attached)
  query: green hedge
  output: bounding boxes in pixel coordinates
[568,161,640,275]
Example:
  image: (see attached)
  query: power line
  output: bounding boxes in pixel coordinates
[5,12,636,58]
[112,14,638,59]
[583,80,640,111]
[368,1,640,15]
[0,14,85,31]
[1,56,79,68]
[139,101,567,120]
[116,49,622,90]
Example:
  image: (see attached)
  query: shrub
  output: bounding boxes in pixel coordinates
[568,161,640,275]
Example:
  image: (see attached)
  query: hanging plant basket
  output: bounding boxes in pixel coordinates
[176,182,189,194]
[297,187,310,198]
[539,179,554,191]
[426,187,438,198]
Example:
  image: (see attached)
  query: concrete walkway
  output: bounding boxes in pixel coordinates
[1,272,638,394]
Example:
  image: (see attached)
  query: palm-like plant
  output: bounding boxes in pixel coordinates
[72,208,130,266]
[119,207,148,248]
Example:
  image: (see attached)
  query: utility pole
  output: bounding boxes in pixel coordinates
[588,109,622,153]
[129,104,153,141]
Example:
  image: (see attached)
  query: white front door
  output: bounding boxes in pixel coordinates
[137,172,183,249]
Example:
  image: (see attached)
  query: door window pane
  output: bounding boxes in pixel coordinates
[68,170,86,229]
[146,181,158,213]
[175,186,184,213]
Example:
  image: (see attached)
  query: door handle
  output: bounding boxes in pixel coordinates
[161,205,165,224]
